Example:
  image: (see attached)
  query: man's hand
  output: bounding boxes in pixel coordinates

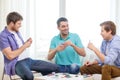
[84,60,98,66]
[84,61,93,66]
[56,44,66,52]
[63,40,73,46]
[87,41,96,51]
[24,38,32,48]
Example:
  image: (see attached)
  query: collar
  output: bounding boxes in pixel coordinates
[4,27,20,36]
[105,35,115,43]
[3,27,24,43]
[58,32,70,40]
[4,27,13,35]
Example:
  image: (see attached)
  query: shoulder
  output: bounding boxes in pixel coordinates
[113,35,120,40]
[69,33,80,38]
[112,35,120,43]
[0,30,8,40]
[51,34,60,41]
[111,35,120,48]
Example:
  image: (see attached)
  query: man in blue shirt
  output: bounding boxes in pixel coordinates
[0,12,59,80]
[80,21,120,80]
[47,17,86,74]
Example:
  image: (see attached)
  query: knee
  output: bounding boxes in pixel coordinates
[24,73,33,80]
[102,65,111,72]
[80,66,85,71]
[80,66,86,75]
[50,64,59,72]
[102,65,109,69]
[70,64,80,74]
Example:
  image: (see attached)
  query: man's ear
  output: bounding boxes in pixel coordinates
[57,26,60,30]
[9,22,14,26]
[108,30,112,34]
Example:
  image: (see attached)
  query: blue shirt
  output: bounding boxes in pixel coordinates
[50,33,84,66]
[96,35,120,67]
[0,27,24,75]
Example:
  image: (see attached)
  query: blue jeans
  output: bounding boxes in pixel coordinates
[15,58,59,80]
[58,64,80,74]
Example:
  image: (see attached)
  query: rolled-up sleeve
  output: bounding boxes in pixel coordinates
[104,48,118,65]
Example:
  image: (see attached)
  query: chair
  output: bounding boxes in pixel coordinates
[0,51,21,80]
[0,52,4,80]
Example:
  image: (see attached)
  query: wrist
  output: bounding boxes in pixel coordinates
[55,48,58,52]
[93,60,98,64]
[71,43,75,47]
[92,47,97,52]
[23,44,27,49]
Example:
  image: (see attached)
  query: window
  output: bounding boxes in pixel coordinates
[30,0,111,59]
[0,0,119,60]
[33,0,59,59]
[66,0,111,48]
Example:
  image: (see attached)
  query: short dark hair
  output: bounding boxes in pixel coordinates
[6,12,23,25]
[100,21,116,35]
[57,17,68,27]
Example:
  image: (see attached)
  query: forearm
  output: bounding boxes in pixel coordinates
[93,48,105,63]
[71,44,86,57]
[12,45,26,57]
[3,45,27,60]
[48,49,57,60]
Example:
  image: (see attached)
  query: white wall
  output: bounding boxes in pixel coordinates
[0,0,120,59]
[110,0,120,35]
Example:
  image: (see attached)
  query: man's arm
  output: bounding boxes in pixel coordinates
[71,43,86,57]
[48,49,57,60]
[2,38,32,60]
[63,40,86,57]
[88,41,119,65]
[48,44,66,60]
[87,42,105,62]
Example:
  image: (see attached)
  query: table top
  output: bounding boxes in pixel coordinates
[34,73,93,80]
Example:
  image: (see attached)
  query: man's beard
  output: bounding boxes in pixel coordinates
[61,31,69,36]
[11,27,18,32]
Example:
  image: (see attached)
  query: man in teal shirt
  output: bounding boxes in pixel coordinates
[48,17,86,74]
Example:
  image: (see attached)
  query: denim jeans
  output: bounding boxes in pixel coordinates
[15,58,59,80]
[58,64,80,74]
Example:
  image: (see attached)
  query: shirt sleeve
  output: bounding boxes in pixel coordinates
[50,37,56,49]
[101,41,119,65]
[0,35,10,51]
[75,34,84,48]
[104,48,118,65]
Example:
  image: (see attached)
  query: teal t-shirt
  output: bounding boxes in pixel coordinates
[50,33,84,66]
